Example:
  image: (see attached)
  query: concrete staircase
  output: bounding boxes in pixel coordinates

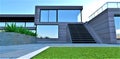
[68,24,96,43]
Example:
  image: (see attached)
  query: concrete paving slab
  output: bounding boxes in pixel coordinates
[0,43,120,59]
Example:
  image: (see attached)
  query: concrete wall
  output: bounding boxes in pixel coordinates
[59,23,68,42]
[87,8,120,43]
[0,32,36,46]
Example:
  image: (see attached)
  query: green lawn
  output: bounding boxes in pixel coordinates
[32,47,120,59]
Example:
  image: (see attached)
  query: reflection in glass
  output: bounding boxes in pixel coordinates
[114,17,120,40]
[30,30,36,33]
[6,22,15,26]
[49,10,56,22]
[58,10,80,22]
[0,22,5,27]
[40,10,48,22]
[118,3,120,8]
[108,3,118,8]
[0,30,4,32]
[40,10,56,22]
[26,22,35,27]
[16,22,25,27]
[37,25,58,38]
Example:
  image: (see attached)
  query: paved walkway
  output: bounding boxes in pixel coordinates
[0,43,120,59]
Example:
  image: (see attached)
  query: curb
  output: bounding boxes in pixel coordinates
[16,46,50,59]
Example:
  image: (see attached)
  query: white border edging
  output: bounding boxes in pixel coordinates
[16,46,50,59]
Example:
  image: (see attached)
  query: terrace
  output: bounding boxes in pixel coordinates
[89,2,120,20]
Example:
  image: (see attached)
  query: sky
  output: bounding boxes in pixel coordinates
[0,0,120,38]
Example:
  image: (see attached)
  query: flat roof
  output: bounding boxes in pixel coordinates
[0,14,34,17]
[36,6,83,10]
[0,14,34,22]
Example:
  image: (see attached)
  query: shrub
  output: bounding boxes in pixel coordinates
[5,24,37,36]
[5,24,17,32]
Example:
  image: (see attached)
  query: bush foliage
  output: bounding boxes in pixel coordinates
[5,24,37,36]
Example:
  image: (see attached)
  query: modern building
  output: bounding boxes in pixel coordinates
[0,2,120,43]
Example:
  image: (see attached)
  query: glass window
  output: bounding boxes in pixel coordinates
[58,10,80,22]
[0,22,5,27]
[6,22,15,26]
[108,3,118,8]
[26,22,35,27]
[30,30,36,33]
[118,3,120,8]
[114,17,120,40]
[37,25,58,38]
[49,10,56,22]
[40,10,49,22]
[40,10,56,22]
[0,30,4,32]
[16,22,25,27]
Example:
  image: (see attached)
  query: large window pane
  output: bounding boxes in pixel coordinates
[37,25,58,38]
[114,17,120,40]
[40,10,56,22]
[49,10,56,22]
[58,10,80,22]
[40,10,49,22]
[26,22,35,27]
[0,22,5,27]
[16,22,25,27]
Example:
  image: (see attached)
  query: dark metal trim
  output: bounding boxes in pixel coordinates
[0,17,34,22]
[114,14,120,17]
[0,14,34,17]
[36,6,83,10]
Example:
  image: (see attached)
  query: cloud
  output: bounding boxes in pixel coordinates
[82,0,120,22]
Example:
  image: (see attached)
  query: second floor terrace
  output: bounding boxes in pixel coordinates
[89,2,120,20]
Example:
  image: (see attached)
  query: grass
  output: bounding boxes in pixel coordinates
[4,24,37,36]
[32,47,120,59]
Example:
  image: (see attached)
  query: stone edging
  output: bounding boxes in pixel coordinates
[16,46,50,59]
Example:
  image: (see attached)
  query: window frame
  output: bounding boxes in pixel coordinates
[39,9,81,22]
[36,25,59,39]
[40,10,57,22]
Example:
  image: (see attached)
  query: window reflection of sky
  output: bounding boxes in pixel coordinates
[114,17,120,30]
[41,10,56,22]
[40,10,80,22]
[58,10,80,22]
[37,25,58,38]
[114,17,120,39]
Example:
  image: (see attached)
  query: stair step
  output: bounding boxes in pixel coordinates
[72,37,93,39]
[72,41,95,42]
[72,39,94,41]
[68,24,96,43]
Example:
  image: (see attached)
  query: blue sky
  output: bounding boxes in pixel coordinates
[0,0,95,14]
